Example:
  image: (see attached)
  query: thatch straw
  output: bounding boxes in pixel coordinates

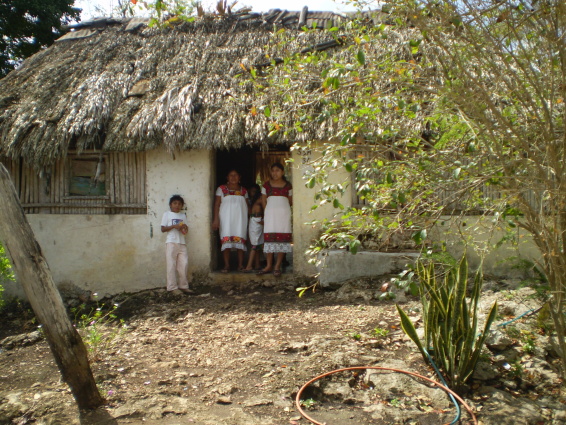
[0,9,423,167]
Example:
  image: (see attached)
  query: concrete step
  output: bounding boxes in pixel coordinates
[207,270,291,284]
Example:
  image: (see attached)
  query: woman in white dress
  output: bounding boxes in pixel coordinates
[257,163,292,277]
[212,169,249,272]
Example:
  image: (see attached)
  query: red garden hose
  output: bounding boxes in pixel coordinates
[295,366,478,425]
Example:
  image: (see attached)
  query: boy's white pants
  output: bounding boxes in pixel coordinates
[165,243,189,291]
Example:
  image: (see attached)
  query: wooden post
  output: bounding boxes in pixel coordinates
[298,6,308,29]
[0,163,104,410]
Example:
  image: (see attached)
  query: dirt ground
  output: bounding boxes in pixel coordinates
[1,275,565,425]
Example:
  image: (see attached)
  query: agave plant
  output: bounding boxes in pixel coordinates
[397,255,497,390]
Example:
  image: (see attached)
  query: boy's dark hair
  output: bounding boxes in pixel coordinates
[169,194,185,206]
[249,183,261,205]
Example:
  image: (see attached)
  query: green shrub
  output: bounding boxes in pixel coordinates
[397,254,497,389]
[71,298,126,362]
[0,242,15,311]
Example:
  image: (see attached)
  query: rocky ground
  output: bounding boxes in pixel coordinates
[0,275,565,425]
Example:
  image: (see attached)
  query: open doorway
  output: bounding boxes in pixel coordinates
[213,147,292,272]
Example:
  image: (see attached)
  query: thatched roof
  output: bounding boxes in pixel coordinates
[0,7,421,167]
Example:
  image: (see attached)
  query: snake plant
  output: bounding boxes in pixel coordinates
[397,255,497,389]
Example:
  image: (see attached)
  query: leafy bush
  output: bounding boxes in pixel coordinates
[391,245,458,296]
[0,242,15,311]
[71,298,126,361]
[397,255,497,390]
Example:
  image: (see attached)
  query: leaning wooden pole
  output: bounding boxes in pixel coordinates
[0,163,104,409]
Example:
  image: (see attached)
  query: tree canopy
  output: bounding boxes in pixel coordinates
[237,0,565,377]
[0,0,80,78]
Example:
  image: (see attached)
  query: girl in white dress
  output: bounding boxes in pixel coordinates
[212,169,249,272]
[257,163,292,277]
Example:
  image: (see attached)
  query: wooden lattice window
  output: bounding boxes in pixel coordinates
[68,157,107,197]
[1,152,147,215]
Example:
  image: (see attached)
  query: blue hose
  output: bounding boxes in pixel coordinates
[424,348,461,425]
[424,307,539,424]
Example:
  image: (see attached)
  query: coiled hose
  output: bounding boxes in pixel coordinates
[295,366,478,425]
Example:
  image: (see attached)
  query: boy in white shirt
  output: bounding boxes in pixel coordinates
[161,195,193,294]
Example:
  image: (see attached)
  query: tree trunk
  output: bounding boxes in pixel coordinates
[0,163,104,409]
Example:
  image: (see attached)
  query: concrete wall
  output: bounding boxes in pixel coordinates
[317,251,420,286]
[289,146,543,283]
[428,216,542,278]
[290,146,352,276]
[2,148,214,299]
[2,145,544,300]
[312,217,542,286]
[146,149,214,279]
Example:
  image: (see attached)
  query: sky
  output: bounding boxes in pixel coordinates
[74,0,365,20]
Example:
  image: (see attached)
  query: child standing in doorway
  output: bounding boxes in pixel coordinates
[161,194,193,294]
[243,184,264,272]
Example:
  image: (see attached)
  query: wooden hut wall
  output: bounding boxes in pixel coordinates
[0,152,146,215]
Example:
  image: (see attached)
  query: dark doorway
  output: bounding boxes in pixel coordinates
[215,147,258,192]
[213,146,292,272]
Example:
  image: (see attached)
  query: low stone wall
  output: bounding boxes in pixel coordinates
[317,250,420,287]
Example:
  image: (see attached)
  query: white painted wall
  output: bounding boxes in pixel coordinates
[428,216,542,277]
[290,146,352,276]
[2,145,544,300]
[290,146,543,281]
[146,149,214,279]
[3,148,214,299]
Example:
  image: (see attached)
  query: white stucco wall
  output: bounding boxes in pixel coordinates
[2,145,545,300]
[289,146,543,282]
[3,149,214,299]
[146,149,214,279]
[428,217,542,278]
[290,147,352,276]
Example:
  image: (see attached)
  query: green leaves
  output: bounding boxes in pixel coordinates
[0,241,14,311]
[412,229,427,244]
[0,0,81,77]
[356,49,366,66]
[349,239,361,254]
[409,39,421,54]
[323,76,340,90]
[397,305,427,358]
[0,242,14,283]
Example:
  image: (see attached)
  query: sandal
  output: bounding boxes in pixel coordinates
[256,269,271,275]
[273,270,282,277]
[220,268,229,274]
[242,269,254,273]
